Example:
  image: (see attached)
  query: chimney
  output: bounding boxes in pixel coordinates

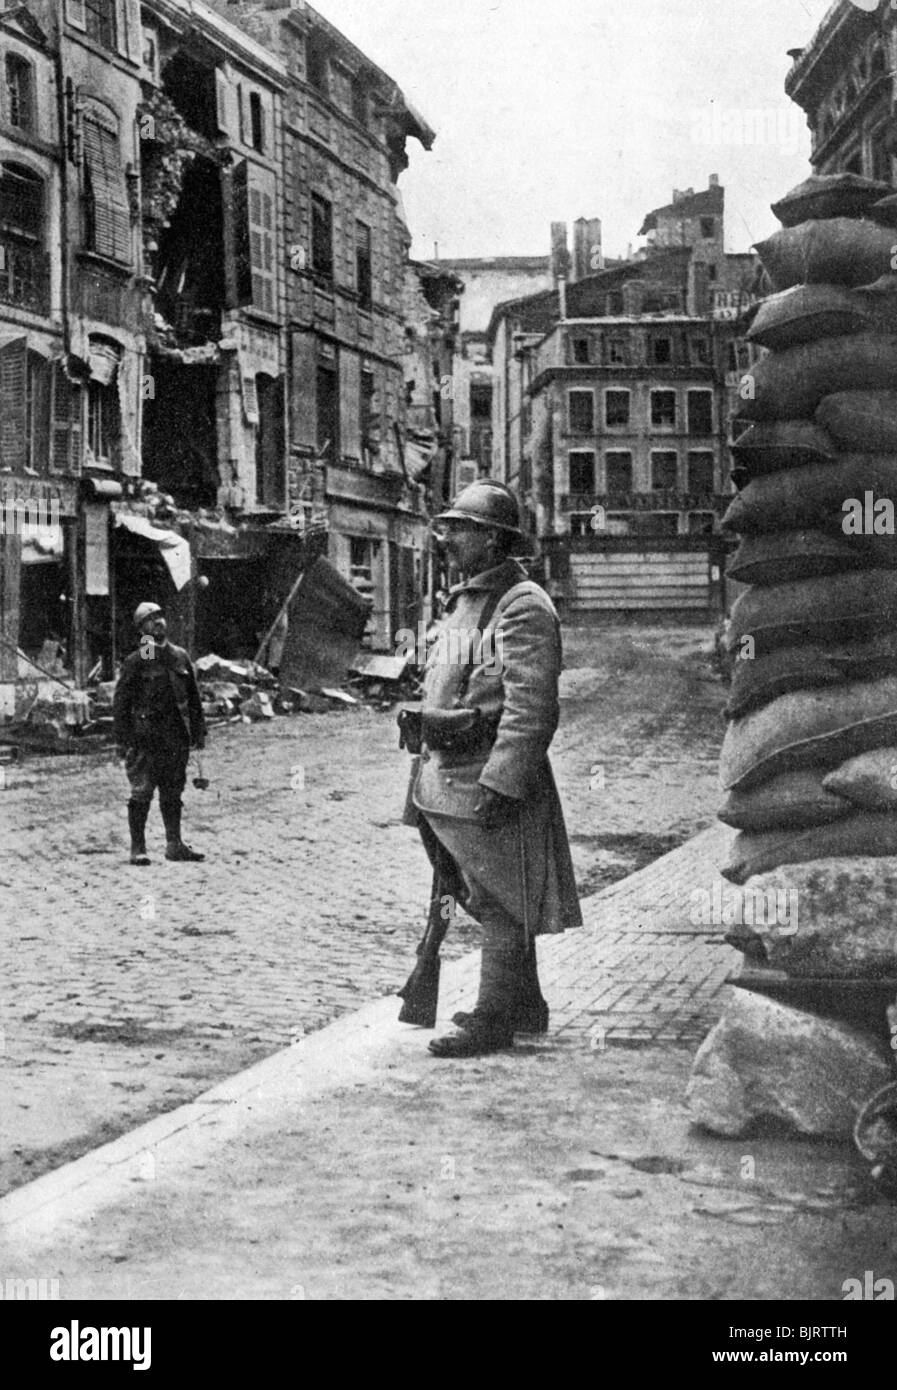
[573,217,603,281]
[550,222,570,281]
[708,173,720,187]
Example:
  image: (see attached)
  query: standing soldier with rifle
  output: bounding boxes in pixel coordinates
[398,481,582,1058]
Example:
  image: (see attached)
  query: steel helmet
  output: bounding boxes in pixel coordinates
[434,480,522,534]
[133,602,163,628]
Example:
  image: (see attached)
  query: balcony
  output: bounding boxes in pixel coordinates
[562,490,731,514]
[0,238,50,316]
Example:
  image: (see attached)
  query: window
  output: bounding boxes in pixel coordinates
[349,535,373,581]
[0,338,51,475]
[567,389,594,433]
[311,193,333,278]
[687,451,715,493]
[605,337,628,365]
[572,337,591,364]
[86,379,119,467]
[649,335,672,365]
[605,390,630,427]
[351,77,367,126]
[470,384,492,420]
[249,92,264,152]
[0,161,42,239]
[316,362,338,462]
[687,389,713,435]
[605,451,632,494]
[355,220,371,310]
[568,451,595,494]
[82,108,131,263]
[84,0,116,50]
[5,54,34,133]
[651,451,678,490]
[360,367,376,460]
[688,512,716,535]
[307,31,329,93]
[700,217,716,239]
[641,512,679,537]
[651,390,676,428]
[233,161,275,313]
[606,292,624,315]
[690,336,711,366]
[707,264,718,282]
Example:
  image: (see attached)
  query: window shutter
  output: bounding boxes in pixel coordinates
[215,70,231,136]
[290,330,317,449]
[65,0,86,30]
[0,337,27,472]
[50,363,82,475]
[246,164,275,314]
[120,0,142,64]
[232,159,251,305]
[339,350,360,460]
[31,355,51,475]
[83,116,131,263]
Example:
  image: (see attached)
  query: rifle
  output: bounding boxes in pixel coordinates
[397,869,450,1027]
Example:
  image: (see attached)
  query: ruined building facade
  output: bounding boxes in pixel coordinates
[0,0,436,714]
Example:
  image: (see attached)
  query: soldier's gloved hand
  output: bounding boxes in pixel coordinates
[477,785,520,829]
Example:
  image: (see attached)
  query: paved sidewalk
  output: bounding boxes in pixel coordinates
[4,821,889,1302]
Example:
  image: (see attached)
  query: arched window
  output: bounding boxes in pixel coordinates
[0,161,43,240]
[5,53,35,132]
[81,101,131,263]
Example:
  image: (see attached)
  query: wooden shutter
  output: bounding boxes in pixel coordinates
[65,0,86,29]
[120,0,142,64]
[0,338,27,472]
[83,116,131,264]
[231,159,251,305]
[30,355,51,476]
[289,330,317,450]
[247,165,275,314]
[339,350,360,460]
[50,363,82,475]
[215,70,232,136]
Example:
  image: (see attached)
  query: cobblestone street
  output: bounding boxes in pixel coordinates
[0,626,727,1195]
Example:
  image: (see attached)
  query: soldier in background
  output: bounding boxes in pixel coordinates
[113,603,206,865]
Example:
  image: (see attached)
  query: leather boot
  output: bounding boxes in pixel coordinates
[432,903,521,1057]
[453,939,548,1033]
[160,797,205,862]
[128,800,151,866]
[429,1009,514,1057]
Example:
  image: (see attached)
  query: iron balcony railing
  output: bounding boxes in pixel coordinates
[561,490,732,514]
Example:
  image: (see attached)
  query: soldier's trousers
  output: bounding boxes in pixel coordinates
[125,735,190,804]
[474,894,527,1018]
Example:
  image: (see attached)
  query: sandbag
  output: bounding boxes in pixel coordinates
[721,812,897,885]
[717,770,851,832]
[754,220,896,292]
[823,748,897,812]
[816,391,897,453]
[718,675,897,791]
[725,530,877,586]
[726,645,847,719]
[729,420,837,477]
[771,173,893,229]
[726,569,897,656]
[738,334,897,421]
[722,455,897,535]
[747,284,873,351]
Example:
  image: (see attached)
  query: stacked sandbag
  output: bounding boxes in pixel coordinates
[689,174,897,1141]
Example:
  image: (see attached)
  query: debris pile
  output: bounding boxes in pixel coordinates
[688,174,897,1157]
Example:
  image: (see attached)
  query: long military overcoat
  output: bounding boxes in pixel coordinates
[113,641,206,752]
[406,557,582,935]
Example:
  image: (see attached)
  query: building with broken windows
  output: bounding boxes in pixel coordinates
[488,182,760,617]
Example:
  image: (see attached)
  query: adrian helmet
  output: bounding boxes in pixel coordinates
[434,480,522,534]
[133,602,164,628]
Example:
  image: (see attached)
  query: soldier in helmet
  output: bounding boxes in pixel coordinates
[403,480,582,1057]
[113,603,207,865]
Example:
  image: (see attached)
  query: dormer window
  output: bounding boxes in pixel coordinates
[5,54,34,133]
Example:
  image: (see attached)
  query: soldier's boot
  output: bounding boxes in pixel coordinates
[431,905,521,1058]
[128,800,151,866]
[452,938,548,1034]
[160,797,205,862]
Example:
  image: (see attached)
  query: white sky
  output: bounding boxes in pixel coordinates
[309,0,839,261]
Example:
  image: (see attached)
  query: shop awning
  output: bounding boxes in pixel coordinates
[115,512,192,590]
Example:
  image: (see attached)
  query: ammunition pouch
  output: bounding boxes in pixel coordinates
[398,704,499,755]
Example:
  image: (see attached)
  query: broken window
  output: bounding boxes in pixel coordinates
[651,451,678,490]
[651,390,676,428]
[82,106,131,263]
[233,160,275,314]
[0,160,42,240]
[86,379,119,468]
[355,219,372,310]
[687,389,713,435]
[5,53,34,132]
[316,362,338,462]
[605,390,630,427]
[84,0,116,50]
[567,389,594,433]
[312,193,333,278]
[700,217,716,239]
